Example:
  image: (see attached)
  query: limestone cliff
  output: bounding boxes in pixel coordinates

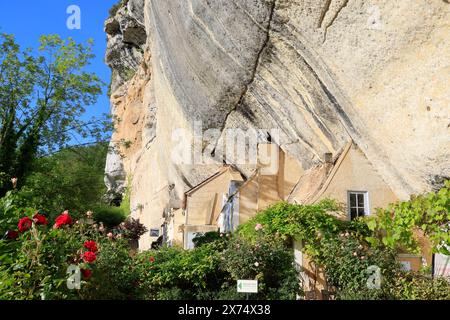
[104,0,450,248]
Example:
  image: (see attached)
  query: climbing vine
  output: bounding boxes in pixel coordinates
[366,180,450,255]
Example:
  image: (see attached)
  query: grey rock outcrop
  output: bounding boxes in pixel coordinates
[104,0,450,248]
[105,0,147,92]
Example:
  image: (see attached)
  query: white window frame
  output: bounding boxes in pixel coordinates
[347,191,370,220]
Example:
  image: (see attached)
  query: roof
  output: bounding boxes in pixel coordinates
[184,165,242,196]
[287,141,352,204]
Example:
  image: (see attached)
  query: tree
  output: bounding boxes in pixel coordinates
[0,33,108,196]
[14,143,109,218]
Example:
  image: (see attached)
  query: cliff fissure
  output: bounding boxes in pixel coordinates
[104,0,450,248]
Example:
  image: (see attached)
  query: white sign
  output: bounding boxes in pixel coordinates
[237,280,258,293]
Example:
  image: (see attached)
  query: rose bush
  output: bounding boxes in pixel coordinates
[0,210,124,300]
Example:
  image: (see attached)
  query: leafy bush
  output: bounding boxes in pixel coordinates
[134,243,225,300]
[366,180,450,254]
[0,210,133,300]
[237,192,450,300]
[79,237,138,300]
[222,235,301,300]
[133,233,299,300]
[192,231,224,247]
[6,144,109,220]
[122,218,148,241]
[92,206,126,228]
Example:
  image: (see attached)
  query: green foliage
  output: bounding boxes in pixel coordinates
[109,0,129,17]
[135,240,229,300]
[0,190,36,235]
[366,180,450,254]
[389,272,450,300]
[79,238,138,300]
[0,33,109,196]
[0,214,104,299]
[192,231,224,248]
[222,235,301,300]
[133,234,299,300]
[237,192,450,300]
[8,143,109,219]
[92,206,126,228]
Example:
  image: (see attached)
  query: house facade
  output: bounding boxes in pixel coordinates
[161,141,433,299]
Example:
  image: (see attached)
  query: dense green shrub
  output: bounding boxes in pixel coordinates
[133,233,300,300]
[0,210,136,300]
[5,144,109,220]
[366,180,450,254]
[92,205,127,228]
[222,235,300,300]
[79,237,138,300]
[237,193,450,300]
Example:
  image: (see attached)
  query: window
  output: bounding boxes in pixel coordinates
[150,229,160,237]
[348,191,369,220]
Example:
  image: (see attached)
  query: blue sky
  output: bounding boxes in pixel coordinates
[0,0,119,145]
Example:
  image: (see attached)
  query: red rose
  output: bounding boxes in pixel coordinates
[83,251,97,263]
[149,256,155,263]
[33,213,48,226]
[6,230,19,240]
[81,268,93,279]
[18,217,33,233]
[83,240,98,253]
[53,211,73,229]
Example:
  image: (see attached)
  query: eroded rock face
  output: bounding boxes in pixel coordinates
[105,0,450,247]
[105,0,147,92]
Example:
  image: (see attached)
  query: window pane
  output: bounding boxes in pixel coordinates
[350,194,356,207]
[358,208,365,217]
[350,208,358,220]
[357,194,364,207]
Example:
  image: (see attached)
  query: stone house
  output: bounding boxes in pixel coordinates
[162,141,432,299]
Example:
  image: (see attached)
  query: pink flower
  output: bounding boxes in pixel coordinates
[255,224,263,231]
[149,256,155,263]
[107,232,114,239]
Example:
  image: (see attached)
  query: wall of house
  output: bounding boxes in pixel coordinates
[238,177,259,225]
[295,143,401,299]
[186,170,243,226]
[238,145,304,225]
[316,144,398,217]
[278,151,304,200]
[167,208,185,247]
